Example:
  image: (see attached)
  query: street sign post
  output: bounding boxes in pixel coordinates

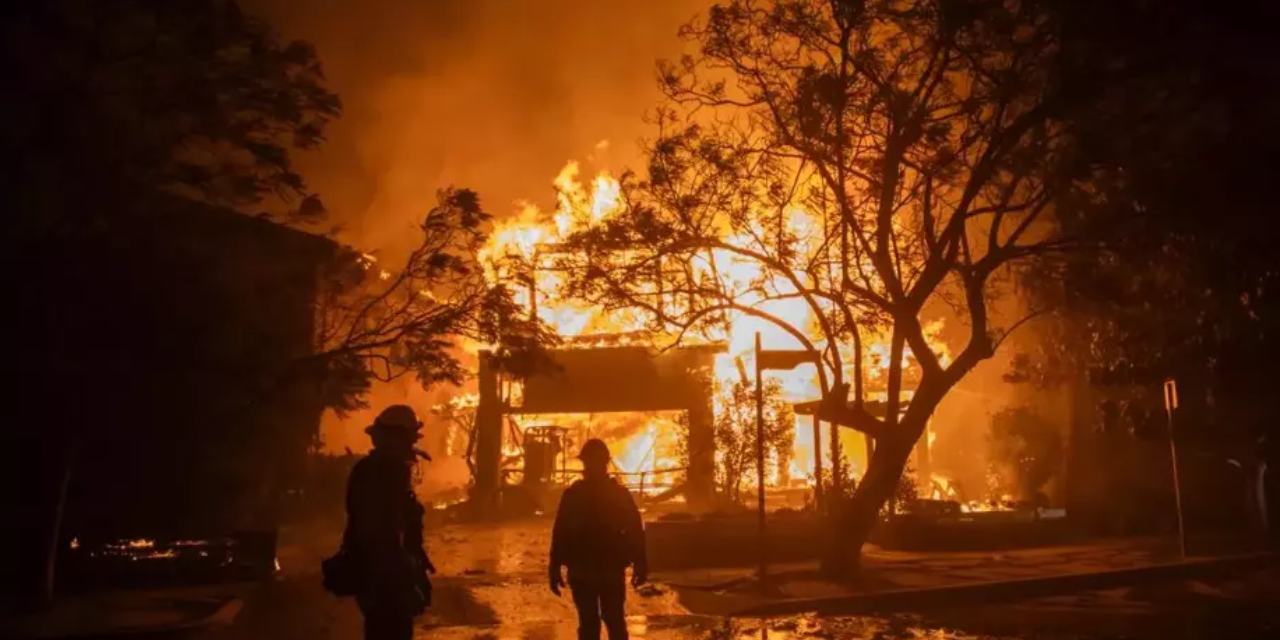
[754,333,766,580]
[1164,378,1187,558]
[754,341,821,581]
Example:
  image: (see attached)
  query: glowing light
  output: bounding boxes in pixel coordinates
[477,158,958,493]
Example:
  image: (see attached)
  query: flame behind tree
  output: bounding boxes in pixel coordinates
[987,406,1062,505]
[715,377,796,504]
[313,189,556,414]
[552,0,1112,576]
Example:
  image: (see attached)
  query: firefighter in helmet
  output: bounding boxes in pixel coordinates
[549,438,648,640]
[344,405,435,640]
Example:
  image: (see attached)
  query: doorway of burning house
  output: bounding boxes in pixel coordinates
[472,345,725,512]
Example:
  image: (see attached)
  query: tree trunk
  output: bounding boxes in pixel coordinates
[820,428,918,578]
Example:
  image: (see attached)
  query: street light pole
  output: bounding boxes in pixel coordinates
[1164,378,1187,558]
[755,332,767,580]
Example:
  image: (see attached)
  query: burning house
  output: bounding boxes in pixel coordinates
[450,161,966,518]
[471,344,723,511]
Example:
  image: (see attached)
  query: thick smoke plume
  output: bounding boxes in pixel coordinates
[248,0,703,253]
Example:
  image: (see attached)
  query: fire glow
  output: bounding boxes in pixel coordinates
[479,156,958,498]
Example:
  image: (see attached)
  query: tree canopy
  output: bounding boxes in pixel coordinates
[313,189,558,415]
[1012,0,1280,442]
[549,0,1135,573]
[5,0,341,234]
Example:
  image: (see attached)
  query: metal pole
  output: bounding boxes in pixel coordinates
[755,332,767,580]
[831,415,843,498]
[812,414,825,513]
[1164,379,1187,557]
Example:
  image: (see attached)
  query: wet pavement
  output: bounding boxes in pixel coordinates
[225,576,1280,640]
[217,520,1280,640]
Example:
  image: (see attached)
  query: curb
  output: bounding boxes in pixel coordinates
[11,597,245,640]
[731,552,1280,617]
[659,568,809,593]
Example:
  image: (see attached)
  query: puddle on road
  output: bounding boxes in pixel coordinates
[418,611,1003,640]
[421,525,1006,639]
[431,523,549,577]
[667,614,993,640]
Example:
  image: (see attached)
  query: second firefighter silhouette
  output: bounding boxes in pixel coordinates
[549,439,648,640]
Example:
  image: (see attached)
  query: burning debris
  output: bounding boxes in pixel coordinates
[72,537,231,562]
[62,534,281,587]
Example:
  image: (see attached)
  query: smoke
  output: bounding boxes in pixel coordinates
[244,1,1059,500]
[245,0,705,254]
[243,0,707,470]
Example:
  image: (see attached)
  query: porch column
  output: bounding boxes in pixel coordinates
[472,351,503,508]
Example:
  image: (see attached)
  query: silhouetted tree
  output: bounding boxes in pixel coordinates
[714,377,795,503]
[1012,0,1280,443]
[5,0,341,237]
[4,2,557,605]
[5,0,345,606]
[988,406,1062,502]
[308,189,558,414]
[554,0,1131,575]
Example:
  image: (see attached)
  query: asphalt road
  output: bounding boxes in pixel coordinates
[215,567,1280,640]
[207,519,1280,639]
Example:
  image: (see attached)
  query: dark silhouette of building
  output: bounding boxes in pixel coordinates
[8,196,336,601]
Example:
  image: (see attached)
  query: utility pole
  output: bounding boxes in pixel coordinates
[754,332,767,580]
[1164,378,1187,558]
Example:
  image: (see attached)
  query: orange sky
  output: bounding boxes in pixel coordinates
[241,0,712,456]
[241,0,1030,493]
[245,0,707,256]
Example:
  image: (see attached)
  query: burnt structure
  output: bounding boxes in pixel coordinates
[473,344,724,511]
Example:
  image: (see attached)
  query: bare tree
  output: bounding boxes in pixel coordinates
[310,189,557,413]
[556,0,1108,575]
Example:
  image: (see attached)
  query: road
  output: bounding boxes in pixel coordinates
[212,521,1280,640]
[218,566,1280,639]
[219,571,1280,639]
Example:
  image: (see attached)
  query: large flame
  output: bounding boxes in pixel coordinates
[480,156,953,492]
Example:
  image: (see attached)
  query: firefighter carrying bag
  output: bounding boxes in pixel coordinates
[321,548,360,596]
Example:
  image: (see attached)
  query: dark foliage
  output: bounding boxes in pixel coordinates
[1013,0,1280,443]
[313,189,560,413]
[988,406,1063,501]
[714,377,796,503]
[5,0,342,233]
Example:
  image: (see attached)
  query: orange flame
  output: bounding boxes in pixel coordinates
[480,156,954,491]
